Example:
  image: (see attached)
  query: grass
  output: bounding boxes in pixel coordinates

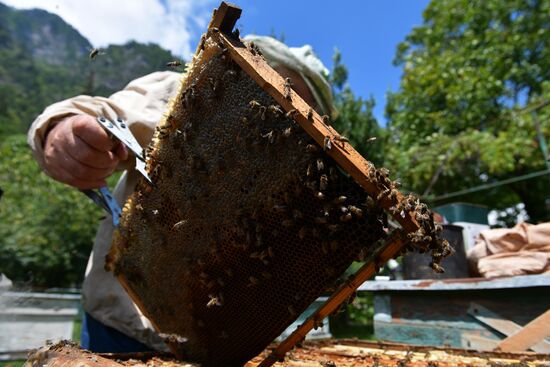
[0,361,24,367]
[72,313,82,342]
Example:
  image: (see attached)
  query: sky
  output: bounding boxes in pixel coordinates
[4,0,431,124]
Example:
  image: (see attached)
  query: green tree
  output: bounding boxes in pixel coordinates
[0,135,103,287]
[386,0,550,222]
[331,49,385,166]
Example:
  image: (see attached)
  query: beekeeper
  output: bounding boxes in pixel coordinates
[28,35,335,352]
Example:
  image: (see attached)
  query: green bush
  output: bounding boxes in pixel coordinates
[0,135,101,288]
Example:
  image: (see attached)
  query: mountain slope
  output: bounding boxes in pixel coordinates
[0,2,183,137]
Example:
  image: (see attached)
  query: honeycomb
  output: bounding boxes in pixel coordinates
[105,33,388,366]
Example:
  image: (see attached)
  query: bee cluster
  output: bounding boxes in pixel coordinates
[363,164,452,273]
[106,30,450,367]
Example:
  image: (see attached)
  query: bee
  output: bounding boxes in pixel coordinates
[172,219,188,231]
[283,77,293,99]
[321,115,331,126]
[430,262,445,274]
[306,144,318,153]
[248,42,263,56]
[313,317,324,330]
[285,109,297,119]
[340,212,353,222]
[319,174,328,191]
[158,333,188,344]
[349,205,363,218]
[268,104,283,116]
[261,130,275,143]
[232,28,240,39]
[208,77,219,93]
[198,35,206,51]
[334,196,347,204]
[206,295,222,308]
[367,136,377,143]
[267,246,274,258]
[211,27,220,33]
[249,100,262,109]
[376,187,391,201]
[306,163,314,177]
[323,136,332,151]
[307,108,313,120]
[183,86,195,108]
[282,126,293,138]
[249,41,257,55]
[89,48,104,59]
[166,60,183,68]
[316,191,325,200]
[334,135,350,147]
[316,158,325,171]
[378,167,390,178]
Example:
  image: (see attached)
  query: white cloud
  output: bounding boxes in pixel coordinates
[3,0,217,59]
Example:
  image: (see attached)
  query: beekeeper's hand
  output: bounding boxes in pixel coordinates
[43,114,128,189]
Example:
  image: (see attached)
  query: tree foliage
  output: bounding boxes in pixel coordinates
[330,49,385,166]
[0,135,103,287]
[386,0,550,222]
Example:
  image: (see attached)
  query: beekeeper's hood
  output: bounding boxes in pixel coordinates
[243,35,337,120]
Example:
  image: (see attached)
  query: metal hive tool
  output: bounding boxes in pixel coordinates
[106,3,452,367]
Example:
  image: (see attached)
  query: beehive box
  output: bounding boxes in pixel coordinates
[25,340,550,367]
[105,3,452,366]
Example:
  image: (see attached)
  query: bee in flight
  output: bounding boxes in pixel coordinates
[166,60,183,68]
[89,48,105,60]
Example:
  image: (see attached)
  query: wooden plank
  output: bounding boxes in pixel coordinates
[207,1,242,33]
[468,303,550,353]
[358,274,550,292]
[461,334,500,351]
[497,310,550,353]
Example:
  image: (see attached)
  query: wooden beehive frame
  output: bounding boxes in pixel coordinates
[178,3,424,366]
